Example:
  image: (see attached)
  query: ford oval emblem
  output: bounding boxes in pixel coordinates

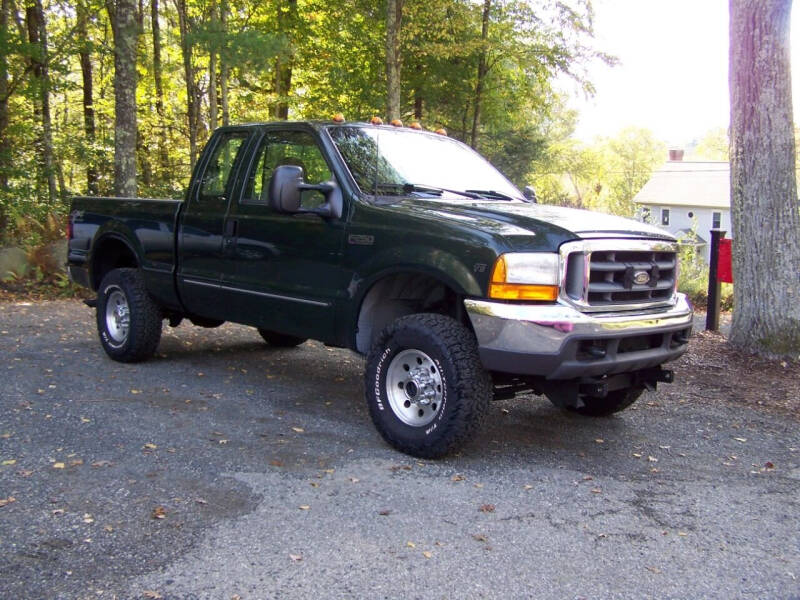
[633,270,650,285]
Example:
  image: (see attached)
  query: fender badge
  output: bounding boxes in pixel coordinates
[348,234,374,246]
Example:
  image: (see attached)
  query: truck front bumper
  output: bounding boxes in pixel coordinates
[464,294,693,379]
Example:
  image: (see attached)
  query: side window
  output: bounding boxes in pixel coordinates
[199,133,248,200]
[243,131,333,206]
[661,208,670,226]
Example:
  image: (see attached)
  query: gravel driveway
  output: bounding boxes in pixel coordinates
[1,300,798,600]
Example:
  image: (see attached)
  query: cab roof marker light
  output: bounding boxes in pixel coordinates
[332,113,345,123]
[370,116,383,125]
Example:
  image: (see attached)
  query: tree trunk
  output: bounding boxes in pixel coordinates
[414,94,422,120]
[151,0,168,174]
[0,0,10,193]
[27,0,57,203]
[272,0,296,120]
[209,43,218,130]
[77,0,98,194]
[729,0,800,357]
[470,0,490,149]
[219,0,229,126]
[107,0,139,197]
[385,0,402,121]
[175,0,198,168]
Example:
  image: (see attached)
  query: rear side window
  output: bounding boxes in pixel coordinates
[199,132,248,200]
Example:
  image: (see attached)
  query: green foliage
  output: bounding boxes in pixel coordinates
[0,0,608,245]
[693,127,729,161]
[533,125,666,217]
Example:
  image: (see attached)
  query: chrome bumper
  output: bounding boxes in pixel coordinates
[464,294,693,379]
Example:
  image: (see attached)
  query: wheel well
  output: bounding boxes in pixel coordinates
[91,237,138,289]
[355,272,469,354]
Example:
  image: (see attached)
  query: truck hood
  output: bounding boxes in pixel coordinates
[395,198,675,243]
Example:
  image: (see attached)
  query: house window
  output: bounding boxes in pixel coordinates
[661,208,670,226]
[712,211,721,229]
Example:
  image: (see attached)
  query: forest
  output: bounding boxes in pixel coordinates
[0,0,681,247]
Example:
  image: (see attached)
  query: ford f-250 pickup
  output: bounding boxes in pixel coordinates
[68,119,693,458]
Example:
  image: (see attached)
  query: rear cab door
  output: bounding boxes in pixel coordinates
[177,127,255,319]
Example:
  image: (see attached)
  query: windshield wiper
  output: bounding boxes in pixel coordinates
[464,189,518,201]
[375,183,482,199]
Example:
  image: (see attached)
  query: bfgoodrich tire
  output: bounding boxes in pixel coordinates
[566,387,645,416]
[257,328,307,347]
[96,268,162,363]
[364,313,491,458]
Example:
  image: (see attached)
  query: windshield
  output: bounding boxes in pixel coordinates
[327,126,523,201]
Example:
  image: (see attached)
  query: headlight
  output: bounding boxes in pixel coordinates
[488,253,560,301]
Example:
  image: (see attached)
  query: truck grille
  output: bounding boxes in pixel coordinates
[560,240,679,312]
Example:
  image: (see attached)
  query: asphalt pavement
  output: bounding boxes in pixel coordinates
[0,300,798,600]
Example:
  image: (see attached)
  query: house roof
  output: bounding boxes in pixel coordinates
[634,161,730,209]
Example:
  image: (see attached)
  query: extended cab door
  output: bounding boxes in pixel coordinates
[226,127,348,342]
[177,129,253,319]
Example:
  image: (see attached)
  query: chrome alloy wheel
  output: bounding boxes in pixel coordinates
[385,349,444,426]
[105,288,130,345]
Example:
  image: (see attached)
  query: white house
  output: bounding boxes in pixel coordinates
[633,152,730,262]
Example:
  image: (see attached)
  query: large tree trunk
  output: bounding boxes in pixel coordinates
[107,0,139,197]
[27,0,58,203]
[151,0,168,174]
[729,0,800,357]
[470,0,490,149]
[175,0,198,168]
[385,0,402,121]
[77,0,98,194]
[272,0,296,120]
[219,0,229,126]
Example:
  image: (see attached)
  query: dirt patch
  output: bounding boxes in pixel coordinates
[668,329,800,418]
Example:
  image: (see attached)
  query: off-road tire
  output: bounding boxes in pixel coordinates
[365,313,491,458]
[567,387,644,416]
[257,328,307,347]
[96,268,162,363]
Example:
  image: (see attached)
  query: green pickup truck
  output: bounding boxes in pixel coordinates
[68,120,693,457]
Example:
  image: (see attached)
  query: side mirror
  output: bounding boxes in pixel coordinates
[269,165,303,213]
[268,164,344,219]
[523,185,538,203]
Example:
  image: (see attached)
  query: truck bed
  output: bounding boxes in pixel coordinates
[69,196,183,306]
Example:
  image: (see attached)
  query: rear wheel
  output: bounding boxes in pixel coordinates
[365,313,491,458]
[257,328,307,347]
[566,387,644,416]
[96,268,162,363]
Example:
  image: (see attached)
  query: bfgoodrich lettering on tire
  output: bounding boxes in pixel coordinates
[364,313,491,458]
[96,268,162,363]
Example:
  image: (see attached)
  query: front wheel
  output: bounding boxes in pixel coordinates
[96,268,162,363]
[566,387,645,417]
[364,313,491,458]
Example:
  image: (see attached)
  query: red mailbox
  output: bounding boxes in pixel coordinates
[717,237,733,283]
